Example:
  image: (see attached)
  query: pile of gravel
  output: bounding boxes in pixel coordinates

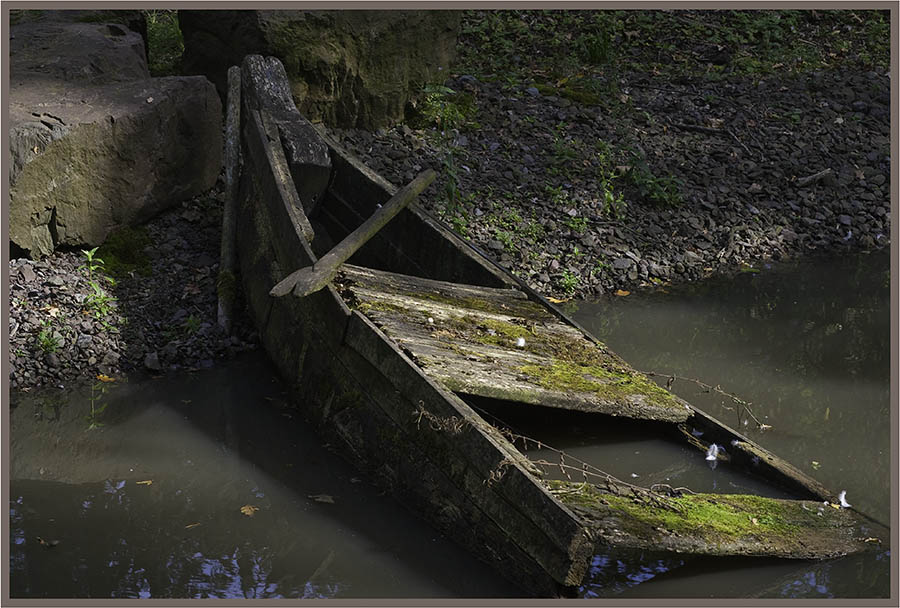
[8,183,257,393]
[327,66,890,298]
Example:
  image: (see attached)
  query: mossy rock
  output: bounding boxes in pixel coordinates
[96,226,152,278]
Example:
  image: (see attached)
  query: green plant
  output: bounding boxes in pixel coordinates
[85,380,110,430]
[449,214,469,236]
[144,9,184,76]
[495,230,517,252]
[566,216,589,233]
[36,319,60,354]
[599,177,627,219]
[79,247,104,281]
[559,270,580,295]
[441,150,463,212]
[182,314,202,335]
[417,84,478,130]
[624,157,683,207]
[85,281,117,319]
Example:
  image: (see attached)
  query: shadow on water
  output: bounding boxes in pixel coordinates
[8,354,522,599]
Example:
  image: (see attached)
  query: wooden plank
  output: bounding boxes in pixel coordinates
[677,411,837,503]
[241,55,331,215]
[344,311,594,587]
[217,65,242,334]
[547,480,874,560]
[270,170,437,298]
[293,329,567,596]
[342,268,692,423]
[317,129,514,288]
[339,263,547,321]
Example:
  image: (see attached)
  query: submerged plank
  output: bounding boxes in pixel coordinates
[338,265,693,423]
[547,480,877,560]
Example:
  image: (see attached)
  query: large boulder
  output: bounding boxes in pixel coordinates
[9,20,222,259]
[179,10,460,130]
[9,8,148,50]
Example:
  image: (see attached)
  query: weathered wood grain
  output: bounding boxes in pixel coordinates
[341,266,693,423]
[217,65,242,333]
[270,169,436,298]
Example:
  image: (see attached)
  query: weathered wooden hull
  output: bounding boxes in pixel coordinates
[231,55,880,596]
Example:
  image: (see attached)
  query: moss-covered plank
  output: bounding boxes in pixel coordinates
[341,268,692,423]
[547,480,875,560]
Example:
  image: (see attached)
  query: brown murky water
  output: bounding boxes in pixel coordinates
[8,251,891,598]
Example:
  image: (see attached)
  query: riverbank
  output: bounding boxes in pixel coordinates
[8,181,258,392]
[326,10,890,299]
[7,9,891,392]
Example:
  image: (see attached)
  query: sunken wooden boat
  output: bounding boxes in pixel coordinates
[226,56,880,597]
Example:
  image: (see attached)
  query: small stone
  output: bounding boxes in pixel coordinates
[76,334,93,349]
[612,257,633,270]
[525,87,540,97]
[46,276,65,287]
[45,353,60,368]
[838,214,852,226]
[19,265,36,283]
[144,351,162,371]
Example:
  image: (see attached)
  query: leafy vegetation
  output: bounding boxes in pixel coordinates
[144,9,184,76]
[458,9,890,85]
[412,84,479,130]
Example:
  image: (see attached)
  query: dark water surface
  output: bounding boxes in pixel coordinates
[8,357,519,599]
[8,251,892,599]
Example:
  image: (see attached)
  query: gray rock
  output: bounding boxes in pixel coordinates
[45,352,60,368]
[76,334,93,349]
[9,75,222,258]
[612,257,634,270]
[838,214,852,226]
[144,351,162,371]
[180,10,461,129]
[525,87,540,97]
[683,251,702,265]
[19,264,36,283]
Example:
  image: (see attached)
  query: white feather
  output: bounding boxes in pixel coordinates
[838,490,851,508]
[705,443,720,461]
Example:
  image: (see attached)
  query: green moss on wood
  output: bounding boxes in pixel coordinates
[548,480,842,543]
[217,269,237,301]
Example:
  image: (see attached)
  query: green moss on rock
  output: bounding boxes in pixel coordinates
[96,226,152,278]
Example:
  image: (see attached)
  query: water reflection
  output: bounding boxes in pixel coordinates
[8,355,519,599]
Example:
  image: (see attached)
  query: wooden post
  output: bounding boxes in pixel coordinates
[270,169,436,298]
[217,65,241,333]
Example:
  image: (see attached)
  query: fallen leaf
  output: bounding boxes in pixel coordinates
[33,145,39,154]
[758,424,773,431]
[136,480,153,485]
[750,517,759,525]
[184,523,201,529]
[614,290,630,297]
[96,374,115,383]
[829,503,841,510]
[309,494,335,504]
[41,306,60,317]
[240,505,259,517]
[547,296,569,304]
[864,537,881,543]
[811,461,821,470]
